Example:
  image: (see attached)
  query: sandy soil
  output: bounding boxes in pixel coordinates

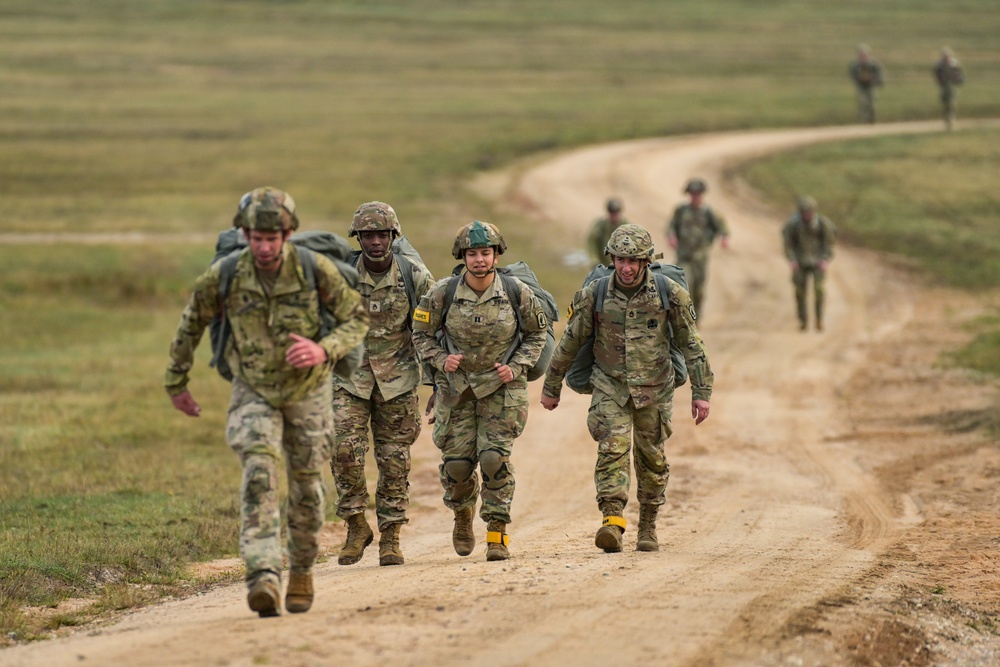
[3,121,999,667]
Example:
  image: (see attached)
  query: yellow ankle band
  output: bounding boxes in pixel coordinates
[486,531,509,546]
[602,516,627,529]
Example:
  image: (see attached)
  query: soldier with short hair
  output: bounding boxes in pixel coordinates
[849,44,885,124]
[165,187,368,618]
[934,47,965,130]
[541,224,714,554]
[412,221,548,562]
[782,195,836,331]
[332,202,435,568]
[667,178,729,317]
[587,197,629,266]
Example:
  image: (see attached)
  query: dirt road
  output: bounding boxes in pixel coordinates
[4,121,999,666]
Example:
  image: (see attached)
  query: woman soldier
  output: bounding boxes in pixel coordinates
[411,221,548,561]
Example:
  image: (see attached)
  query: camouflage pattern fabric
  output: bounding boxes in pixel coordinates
[165,243,369,407]
[792,266,827,326]
[587,388,672,508]
[934,56,964,127]
[783,212,835,327]
[849,60,884,123]
[587,216,630,265]
[226,378,334,579]
[543,268,713,409]
[331,385,419,530]
[667,203,727,315]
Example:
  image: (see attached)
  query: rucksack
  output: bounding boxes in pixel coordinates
[208,228,364,382]
[565,262,688,394]
[440,261,559,382]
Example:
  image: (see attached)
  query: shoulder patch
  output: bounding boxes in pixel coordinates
[413,307,431,323]
[566,303,574,320]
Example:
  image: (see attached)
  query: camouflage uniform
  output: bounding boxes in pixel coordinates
[412,270,547,525]
[934,49,964,130]
[849,46,885,124]
[165,188,368,601]
[331,251,435,530]
[782,200,836,330]
[667,200,728,316]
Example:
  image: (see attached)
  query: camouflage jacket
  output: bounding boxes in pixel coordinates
[934,59,964,91]
[333,255,435,401]
[849,60,884,89]
[587,216,630,265]
[412,271,547,407]
[667,204,728,262]
[782,213,836,267]
[544,269,713,409]
[165,243,369,407]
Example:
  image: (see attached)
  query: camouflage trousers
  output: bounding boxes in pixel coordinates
[677,254,709,318]
[792,265,826,327]
[856,86,876,123]
[586,389,672,508]
[940,89,958,127]
[225,378,333,584]
[331,385,420,530]
[432,383,527,524]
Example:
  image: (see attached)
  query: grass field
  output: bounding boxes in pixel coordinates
[2,0,999,642]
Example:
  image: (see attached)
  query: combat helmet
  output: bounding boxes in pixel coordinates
[606,197,623,213]
[350,201,401,238]
[684,178,707,194]
[451,220,507,260]
[797,195,818,212]
[605,223,655,259]
[233,187,299,232]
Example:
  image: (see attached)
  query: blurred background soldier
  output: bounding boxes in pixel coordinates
[934,47,965,130]
[667,178,729,318]
[587,197,629,266]
[412,221,547,562]
[332,202,435,568]
[849,44,884,124]
[165,188,368,617]
[782,196,836,332]
[541,224,713,554]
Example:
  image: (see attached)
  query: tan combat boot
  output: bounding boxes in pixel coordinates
[246,575,281,618]
[285,571,314,613]
[636,505,660,552]
[338,512,374,565]
[379,523,405,566]
[595,502,626,553]
[453,506,476,556]
[485,520,510,562]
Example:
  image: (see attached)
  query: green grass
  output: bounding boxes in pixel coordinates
[3,0,1000,643]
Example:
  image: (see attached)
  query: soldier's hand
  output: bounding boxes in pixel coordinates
[692,399,710,425]
[425,390,437,425]
[668,235,679,250]
[817,260,828,271]
[720,235,730,250]
[287,333,328,369]
[443,354,463,373]
[171,390,202,417]
[494,363,514,383]
[789,260,799,272]
[540,394,559,411]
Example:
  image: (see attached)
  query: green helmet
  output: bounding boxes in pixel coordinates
[350,201,401,238]
[233,187,299,232]
[684,178,707,194]
[606,197,623,213]
[797,195,818,212]
[452,220,507,260]
[605,223,654,259]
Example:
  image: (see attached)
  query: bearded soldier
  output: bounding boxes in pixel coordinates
[332,202,435,567]
[166,187,368,617]
[412,221,548,561]
[541,224,714,553]
[667,178,729,317]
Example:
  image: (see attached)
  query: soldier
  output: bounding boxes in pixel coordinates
[782,196,836,331]
[667,178,729,317]
[934,47,965,131]
[412,221,548,562]
[332,201,435,568]
[165,187,368,617]
[587,197,629,266]
[849,44,884,124]
[541,224,713,553]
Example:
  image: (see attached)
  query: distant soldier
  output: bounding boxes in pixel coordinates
[166,188,368,617]
[412,221,548,561]
[782,196,836,331]
[934,47,965,130]
[667,178,729,317]
[587,197,629,266]
[332,202,435,568]
[541,224,713,554]
[849,44,884,124]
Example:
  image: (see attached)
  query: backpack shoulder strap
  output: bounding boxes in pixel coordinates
[211,252,244,371]
[394,253,419,312]
[593,275,612,314]
[296,246,319,290]
[651,272,672,313]
[497,271,524,330]
[441,275,462,324]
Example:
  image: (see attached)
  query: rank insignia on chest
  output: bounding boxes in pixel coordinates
[370,302,381,313]
[475,316,483,324]
[647,319,658,329]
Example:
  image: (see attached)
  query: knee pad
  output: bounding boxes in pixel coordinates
[480,450,511,491]
[442,458,475,485]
